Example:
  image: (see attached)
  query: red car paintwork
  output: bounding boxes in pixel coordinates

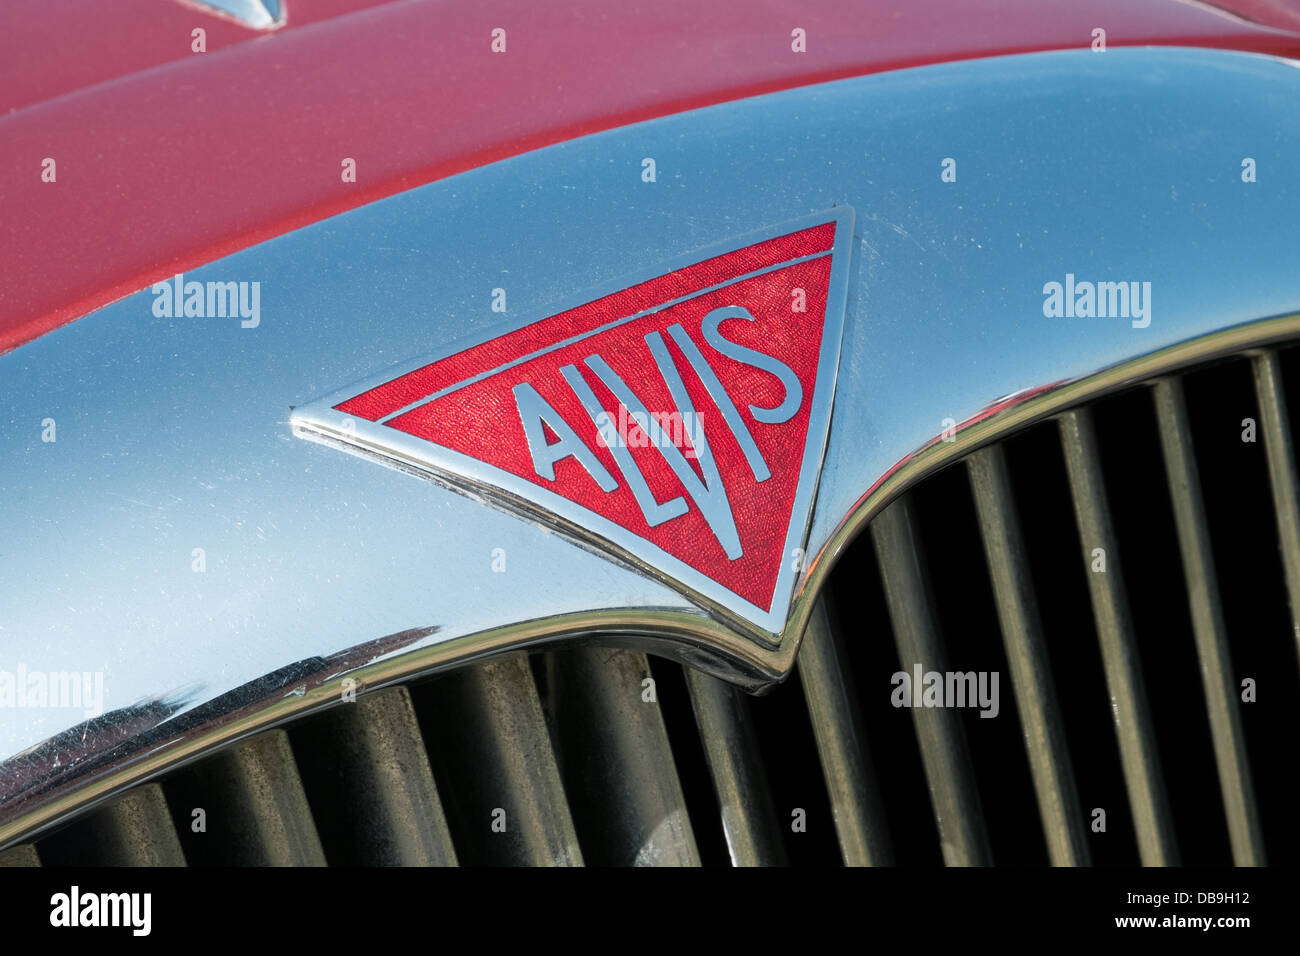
[2,0,1299,355]
[1,0,395,116]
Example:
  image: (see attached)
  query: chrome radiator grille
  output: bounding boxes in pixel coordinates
[4,347,1298,868]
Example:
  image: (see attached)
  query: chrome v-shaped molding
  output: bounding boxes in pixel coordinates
[3,48,1300,846]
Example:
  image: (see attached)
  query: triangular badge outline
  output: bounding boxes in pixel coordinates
[291,206,855,643]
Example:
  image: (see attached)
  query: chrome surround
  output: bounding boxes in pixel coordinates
[3,47,1300,847]
[178,0,285,30]
[290,207,856,643]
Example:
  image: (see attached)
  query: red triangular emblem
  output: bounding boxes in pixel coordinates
[293,209,853,637]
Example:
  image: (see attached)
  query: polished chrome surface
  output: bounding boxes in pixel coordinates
[3,47,1300,846]
[179,0,284,30]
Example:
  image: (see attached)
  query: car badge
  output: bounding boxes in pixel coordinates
[291,207,855,643]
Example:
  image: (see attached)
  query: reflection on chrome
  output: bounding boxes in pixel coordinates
[3,47,1300,848]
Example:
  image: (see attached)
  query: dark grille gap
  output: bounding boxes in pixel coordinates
[163,730,325,866]
[797,597,894,865]
[642,656,733,866]
[1090,383,1226,864]
[409,658,582,866]
[13,347,1300,868]
[1263,347,1300,642]
[290,686,458,866]
[1154,374,1264,864]
[829,530,943,865]
[740,657,841,865]
[1191,354,1300,861]
[1003,421,1140,866]
[1274,343,1300,642]
[909,460,1048,865]
[872,497,994,865]
[540,647,700,866]
[681,666,788,865]
[968,444,1090,865]
[1060,406,1179,865]
[39,783,185,867]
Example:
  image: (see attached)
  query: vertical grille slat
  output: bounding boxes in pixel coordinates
[40,784,186,867]
[1058,407,1179,866]
[418,654,583,866]
[967,444,1090,866]
[292,687,459,866]
[544,647,699,866]
[1252,351,1300,657]
[797,596,893,866]
[0,844,40,866]
[871,495,993,866]
[683,667,786,866]
[168,730,326,866]
[1152,378,1266,865]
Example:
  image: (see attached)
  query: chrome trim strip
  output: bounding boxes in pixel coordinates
[3,47,1300,847]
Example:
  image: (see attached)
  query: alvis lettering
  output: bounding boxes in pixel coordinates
[291,210,854,632]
